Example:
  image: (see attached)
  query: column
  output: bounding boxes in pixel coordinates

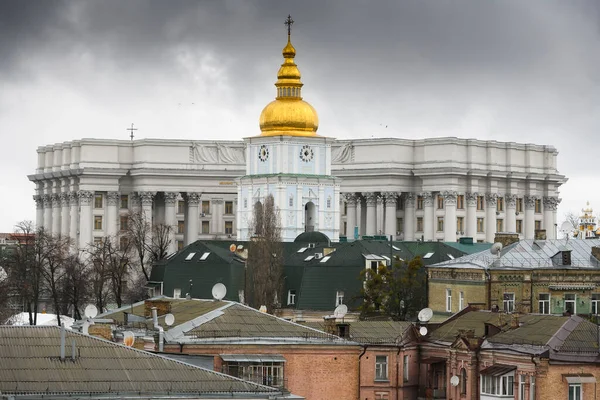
[466,192,477,238]
[106,192,120,238]
[185,192,200,245]
[344,193,357,239]
[383,192,398,238]
[43,194,52,231]
[213,199,224,233]
[422,192,434,241]
[34,195,44,230]
[60,192,70,236]
[543,196,560,239]
[403,193,415,240]
[363,192,378,236]
[138,192,155,227]
[524,195,536,240]
[443,191,457,242]
[78,190,93,249]
[505,194,517,233]
[376,195,384,234]
[51,194,61,234]
[130,192,141,213]
[69,192,78,242]
[485,193,498,243]
[164,192,178,254]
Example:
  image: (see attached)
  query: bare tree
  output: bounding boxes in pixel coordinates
[247,195,284,312]
[126,211,174,281]
[86,240,113,312]
[60,254,89,320]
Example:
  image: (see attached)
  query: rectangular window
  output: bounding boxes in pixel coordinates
[94,215,103,230]
[375,356,388,381]
[535,220,542,231]
[535,199,542,213]
[477,217,485,233]
[93,237,102,245]
[222,361,284,388]
[201,200,210,215]
[477,196,485,211]
[120,195,128,209]
[416,217,423,232]
[120,215,128,231]
[481,374,514,395]
[336,291,344,306]
[503,293,515,313]
[396,218,403,233]
[519,374,526,400]
[417,196,424,210]
[397,197,404,210]
[437,195,444,209]
[569,384,582,400]
[437,217,444,232]
[287,290,296,305]
[497,197,504,212]
[457,195,464,209]
[446,289,452,312]
[173,288,181,299]
[459,291,465,310]
[93,193,102,209]
[177,200,185,214]
[202,221,210,234]
[539,293,550,314]
[516,198,523,213]
[516,219,523,234]
[177,240,184,251]
[592,294,600,314]
[119,236,129,251]
[225,221,233,234]
[457,217,464,233]
[496,219,504,233]
[225,201,233,215]
[403,355,409,382]
[177,220,185,234]
[565,293,576,314]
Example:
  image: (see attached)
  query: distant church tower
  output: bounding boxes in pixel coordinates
[237,16,340,242]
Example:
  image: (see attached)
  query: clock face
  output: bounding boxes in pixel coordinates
[258,145,269,162]
[300,145,314,162]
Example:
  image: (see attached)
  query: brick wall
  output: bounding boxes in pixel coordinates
[360,346,419,400]
[144,300,171,317]
[537,364,600,400]
[88,324,112,341]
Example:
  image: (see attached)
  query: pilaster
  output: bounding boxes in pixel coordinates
[106,191,120,238]
[524,195,537,240]
[382,192,398,238]
[78,190,94,249]
[403,193,415,241]
[362,192,378,236]
[422,192,434,241]
[485,193,498,243]
[443,191,457,242]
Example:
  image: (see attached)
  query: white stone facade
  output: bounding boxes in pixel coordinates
[29,136,565,249]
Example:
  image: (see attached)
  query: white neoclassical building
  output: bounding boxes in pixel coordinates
[28,23,566,250]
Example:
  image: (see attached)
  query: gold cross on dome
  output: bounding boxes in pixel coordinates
[285,15,294,37]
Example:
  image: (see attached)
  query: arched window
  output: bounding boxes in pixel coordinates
[461,368,467,394]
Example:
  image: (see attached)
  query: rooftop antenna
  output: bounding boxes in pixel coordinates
[333,304,348,320]
[211,283,227,301]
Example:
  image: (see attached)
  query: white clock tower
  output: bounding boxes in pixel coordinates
[237,16,340,242]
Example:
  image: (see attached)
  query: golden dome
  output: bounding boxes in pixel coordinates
[259,20,319,137]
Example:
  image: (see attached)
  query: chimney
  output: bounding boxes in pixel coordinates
[510,313,520,329]
[151,307,164,352]
[494,233,519,247]
[323,316,336,335]
[336,323,350,339]
[592,246,600,262]
[534,229,547,240]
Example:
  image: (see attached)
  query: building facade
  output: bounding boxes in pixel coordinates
[28,22,566,248]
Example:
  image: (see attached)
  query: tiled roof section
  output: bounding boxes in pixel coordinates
[188,303,340,340]
[488,314,569,346]
[304,320,413,344]
[431,239,600,270]
[99,298,228,329]
[0,326,278,396]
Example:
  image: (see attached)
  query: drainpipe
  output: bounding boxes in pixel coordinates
[484,268,492,310]
[151,307,164,352]
[358,345,367,400]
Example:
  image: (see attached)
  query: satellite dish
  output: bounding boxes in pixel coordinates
[334,304,348,319]
[164,313,175,326]
[229,243,237,252]
[490,242,503,255]
[259,305,267,313]
[237,245,244,250]
[419,326,428,336]
[560,221,572,233]
[418,308,433,322]
[122,331,135,347]
[450,375,460,387]
[84,304,98,319]
[211,283,227,300]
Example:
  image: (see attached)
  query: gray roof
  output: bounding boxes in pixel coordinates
[0,326,293,398]
[430,239,600,270]
[303,320,414,345]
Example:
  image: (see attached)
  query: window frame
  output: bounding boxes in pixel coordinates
[477,196,485,211]
[457,195,464,210]
[477,217,485,233]
[437,195,444,210]
[287,289,296,305]
[592,293,600,315]
[565,293,576,314]
[569,383,582,400]
[416,217,424,232]
[225,221,233,234]
[120,194,129,209]
[375,355,389,381]
[225,201,234,215]
[94,193,103,209]
[503,292,515,313]
[403,355,409,382]
[94,215,103,230]
[201,220,210,234]
[336,290,345,306]
[437,217,444,232]
[446,289,452,312]
[538,293,550,314]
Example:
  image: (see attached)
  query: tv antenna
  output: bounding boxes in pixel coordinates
[211,283,227,301]
[84,304,98,319]
[334,304,348,319]
[164,313,175,327]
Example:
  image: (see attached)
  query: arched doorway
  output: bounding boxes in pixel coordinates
[305,202,316,232]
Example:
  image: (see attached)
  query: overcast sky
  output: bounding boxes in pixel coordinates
[1,0,599,232]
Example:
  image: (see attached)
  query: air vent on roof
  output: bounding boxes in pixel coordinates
[308,243,316,249]
[314,253,323,260]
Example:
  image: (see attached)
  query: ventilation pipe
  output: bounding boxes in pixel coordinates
[151,307,164,352]
[60,325,66,361]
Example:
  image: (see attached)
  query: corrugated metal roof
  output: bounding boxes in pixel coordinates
[0,326,281,396]
[303,320,413,344]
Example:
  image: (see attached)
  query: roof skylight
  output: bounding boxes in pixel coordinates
[185,252,196,261]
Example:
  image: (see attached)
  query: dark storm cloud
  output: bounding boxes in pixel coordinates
[1,0,599,230]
